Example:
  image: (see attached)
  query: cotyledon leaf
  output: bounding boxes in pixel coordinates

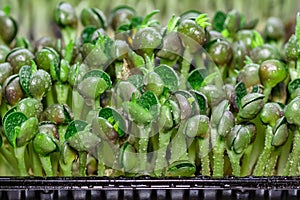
[3,111,27,147]
[137,90,160,117]
[190,90,208,115]
[82,69,112,89]
[65,120,89,140]
[154,65,179,92]
[235,81,247,110]
[19,65,33,97]
[187,68,207,90]
[288,78,300,95]
[98,107,126,137]
[127,74,144,92]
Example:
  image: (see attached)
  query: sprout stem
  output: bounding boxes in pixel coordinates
[227,150,242,176]
[179,50,192,90]
[55,83,69,104]
[138,125,151,173]
[78,151,87,176]
[253,125,274,176]
[198,137,211,176]
[287,128,300,176]
[263,87,272,102]
[155,130,172,176]
[97,147,105,176]
[60,160,73,176]
[277,130,293,175]
[46,88,55,106]
[0,145,18,174]
[264,150,278,176]
[188,139,196,164]
[50,152,59,176]
[240,144,253,176]
[72,90,85,120]
[14,146,28,176]
[39,155,53,176]
[211,128,224,177]
[28,142,43,176]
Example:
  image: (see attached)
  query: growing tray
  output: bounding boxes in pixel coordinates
[0,176,299,200]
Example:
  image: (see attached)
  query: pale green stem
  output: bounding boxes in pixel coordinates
[227,150,243,177]
[287,128,300,176]
[79,151,87,176]
[59,160,73,176]
[277,130,293,176]
[211,128,224,177]
[264,150,278,176]
[240,144,253,176]
[188,138,196,164]
[97,146,105,176]
[39,155,53,176]
[170,121,188,164]
[55,83,69,104]
[14,145,28,176]
[253,125,274,176]
[72,90,85,120]
[154,130,172,176]
[138,124,151,173]
[0,145,18,174]
[198,137,211,176]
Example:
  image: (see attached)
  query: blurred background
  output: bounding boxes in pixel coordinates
[1,0,300,40]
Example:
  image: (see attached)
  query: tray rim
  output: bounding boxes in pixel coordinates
[0,176,298,190]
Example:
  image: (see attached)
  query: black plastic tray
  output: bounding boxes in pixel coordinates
[0,176,299,200]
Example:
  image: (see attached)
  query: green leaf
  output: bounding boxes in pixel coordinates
[244,56,254,65]
[81,26,97,43]
[190,90,207,115]
[116,24,131,33]
[154,65,179,92]
[174,90,198,116]
[3,112,27,147]
[251,30,264,48]
[141,10,160,26]
[99,107,126,137]
[82,69,112,89]
[212,11,227,32]
[67,129,100,152]
[127,74,144,92]
[195,13,211,29]
[33,133,58,156]
[3,5,10,16]
[288,78,300,95]
[221,29,230,38]
[138,90,160,117]
[130,16,143,28]
[235,82,247,109]
[146,19,160,27]
[122,101,153,125]
[167,15,180,33]
[165,160,196,177]
[251,85,261,93]
[65,120,88,140]
[187,68,207,90]
[17,117,38,147]
[2,106,17,124]
[19,65,33,97]
[31,60,37,72]
[201,71,219,87]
